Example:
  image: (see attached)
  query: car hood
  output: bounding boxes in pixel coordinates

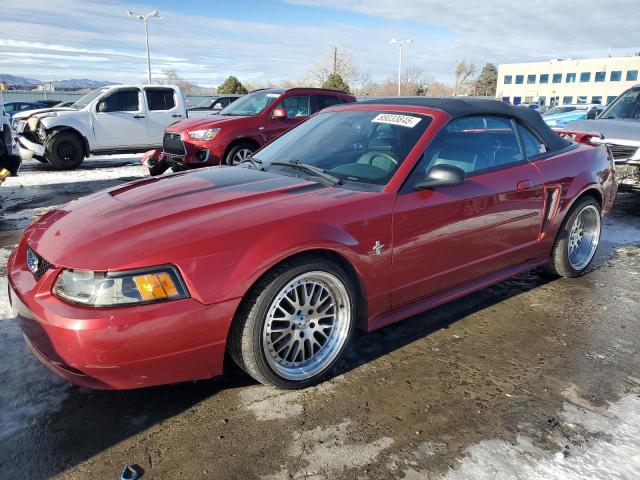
[12,107,77,121]
[170,115,250,132]
[24,167,333,271]
[564,118,640,141]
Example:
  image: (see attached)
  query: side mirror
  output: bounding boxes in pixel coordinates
[414,164,465,189]
[272,107,287,119]
[98,101,108,113]
[586,109,599,120]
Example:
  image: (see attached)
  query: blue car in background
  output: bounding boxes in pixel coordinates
[0,101,48,119]
[543,104,604,128]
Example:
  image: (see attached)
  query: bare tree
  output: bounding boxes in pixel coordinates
[161,69,196,93]
[402,67,433,96]
[453,59,477,96]
[424,80,453,97]
[357,71,373,95]
[310,45,358,85]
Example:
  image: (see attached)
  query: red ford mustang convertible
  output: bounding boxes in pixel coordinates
[8,99,617,389]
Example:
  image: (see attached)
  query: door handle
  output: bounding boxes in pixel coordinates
[133,114,145,119]
[172,114,182,118]
[516,180,534,190]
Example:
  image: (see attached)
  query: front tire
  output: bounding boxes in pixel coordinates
[45,131,84,169]
[229,257,356,389]
[224,142,256,166]
[547,196,601,278]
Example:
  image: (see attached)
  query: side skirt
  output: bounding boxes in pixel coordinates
[366,259,546,333]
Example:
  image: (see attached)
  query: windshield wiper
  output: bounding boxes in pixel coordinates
[266,159,342,186]
[239,156,263,170]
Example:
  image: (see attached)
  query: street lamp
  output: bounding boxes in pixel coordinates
[128,10,162,84]
[390,38,413,96]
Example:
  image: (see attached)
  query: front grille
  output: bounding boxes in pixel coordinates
[163,132,186,156]
[608,144,639,161]
[27,248,53,280]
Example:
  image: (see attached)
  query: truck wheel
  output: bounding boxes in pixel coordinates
[45,132,84,169]
[225,142,256,166]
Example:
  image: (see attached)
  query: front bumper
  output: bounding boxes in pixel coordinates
[15,135,45,160]
[7,242,240,390]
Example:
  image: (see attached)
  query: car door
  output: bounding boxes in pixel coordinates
[144,87,183,145]
[390,115,545,308]
[311,94,341,114]
[92,88,148,148]
[265,94,311,142]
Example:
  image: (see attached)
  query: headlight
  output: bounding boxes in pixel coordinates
[52,265,188,306]
[188,128,220,141]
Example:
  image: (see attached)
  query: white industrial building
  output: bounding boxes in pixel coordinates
[496,55,640,106]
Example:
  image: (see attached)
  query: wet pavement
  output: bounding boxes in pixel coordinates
[1,159,639,479]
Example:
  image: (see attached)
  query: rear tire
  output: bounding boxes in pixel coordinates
[547,196,601,278]
[228,257,356,389]
[45,131,84,169]
[224,142,257,166]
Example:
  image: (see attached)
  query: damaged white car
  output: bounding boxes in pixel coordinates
[13,85,187,169]
[566,84,640,193]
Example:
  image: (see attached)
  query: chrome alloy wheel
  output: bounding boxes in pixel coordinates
[567,204,601,271]
[232,148,253,165]
[262,271,351,381]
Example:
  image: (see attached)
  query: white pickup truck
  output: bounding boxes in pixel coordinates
[13,84,187,169]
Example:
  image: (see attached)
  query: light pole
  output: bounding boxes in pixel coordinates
[390,38,413,96]
[128,10,162,84]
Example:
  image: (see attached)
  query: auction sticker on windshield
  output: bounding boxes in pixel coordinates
[372,113,421,128]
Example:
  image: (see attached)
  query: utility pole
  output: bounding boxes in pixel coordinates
[390,38,413,96]
[128,10,162,84]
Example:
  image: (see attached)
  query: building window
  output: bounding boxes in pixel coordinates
[579,72,591,82]
[525,96,534,103]
[552,73,562,83]
[513,96,522,105]
[566,73,576,83]
[504,75,512,84]
[595,71,606,82]
[626,70,638,81]
[606,95,618,104]
[527,74,536,84]
[502,96,510,103]
[562,96,573,105]
[591,96,602,104]
[610,70,622,81]
[540,74,549,84]
[515,75,524,84]
[576,96,587,104]
[538,96,546,106]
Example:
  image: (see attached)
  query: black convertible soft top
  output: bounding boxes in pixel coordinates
[359,97,571,152]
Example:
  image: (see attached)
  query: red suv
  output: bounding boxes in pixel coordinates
[143,87,356,174]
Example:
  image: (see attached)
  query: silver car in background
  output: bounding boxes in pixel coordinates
[567,85,640,193]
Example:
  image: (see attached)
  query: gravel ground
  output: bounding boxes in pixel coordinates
[1,158,639,480]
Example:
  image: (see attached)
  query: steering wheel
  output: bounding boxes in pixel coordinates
[357,151,398,171]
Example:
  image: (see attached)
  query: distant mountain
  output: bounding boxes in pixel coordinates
[0,74,41,86]
[0,74,117,89]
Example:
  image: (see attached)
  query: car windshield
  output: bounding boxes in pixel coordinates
[219,91,281,116]
[599,87,640,120]
[72,88,108,109]
[192,97,217,109]
[253,110,431,188]
[544,106,577,116]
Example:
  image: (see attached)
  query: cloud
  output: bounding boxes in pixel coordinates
[0,0,639,86]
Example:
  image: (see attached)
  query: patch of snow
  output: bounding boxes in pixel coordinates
[239,382,335,421]
[263,420,393,480]
[432,393,640,480]
[0,246,70,441]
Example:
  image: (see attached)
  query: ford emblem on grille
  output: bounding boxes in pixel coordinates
[26,248,39,275]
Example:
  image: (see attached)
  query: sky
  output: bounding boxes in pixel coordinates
[1,0,639,87]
